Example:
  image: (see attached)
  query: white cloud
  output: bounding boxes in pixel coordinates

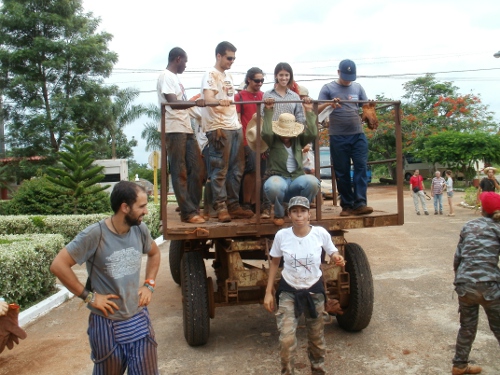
[82,0,500,164]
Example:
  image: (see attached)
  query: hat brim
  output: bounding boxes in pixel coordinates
[246,115,268,153]
[271,121,304,138]
[340,72,356,81]
[484,167,497,173]
[288,203,310,210]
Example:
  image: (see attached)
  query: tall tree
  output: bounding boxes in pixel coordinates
[0,0,118,157]
[141,103,161,152]
[108,87,145,159]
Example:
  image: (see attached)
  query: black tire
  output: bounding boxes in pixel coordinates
[169,240,184,285]
[181,251,210,346]
[336,243,374,331]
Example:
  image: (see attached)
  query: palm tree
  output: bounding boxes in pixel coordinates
[108,87,146,159]
[141,103,161,152]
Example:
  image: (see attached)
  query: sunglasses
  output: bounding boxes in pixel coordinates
[251,79,265,84]
[225,56,236,61]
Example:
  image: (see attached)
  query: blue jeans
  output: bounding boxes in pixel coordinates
[207,128,244,211]
[166,133,205,221]
[329,134,368,210]
[264,174,320,218]
[433,193,443,212]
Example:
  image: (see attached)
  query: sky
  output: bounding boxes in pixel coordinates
[82,0,500,165]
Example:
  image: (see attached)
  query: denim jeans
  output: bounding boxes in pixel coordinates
[329,134,369,210]
[166,133,205,221]
[433,193,443,212]
[263,174,320,218]
[207,128,244,211]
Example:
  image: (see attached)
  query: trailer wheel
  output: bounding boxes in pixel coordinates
[181,251,210,346]
[169,240,184,285]
[336,242,373,331]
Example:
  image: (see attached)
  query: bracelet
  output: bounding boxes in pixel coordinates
[144,284,154,293]
[90,292,97,304]
[79,289,89,301]
[84,291,94,304]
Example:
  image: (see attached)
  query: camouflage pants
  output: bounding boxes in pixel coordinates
[453,282,500,367]
[276,292,326,375]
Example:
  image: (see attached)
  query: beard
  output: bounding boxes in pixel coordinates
[124,212,142,227]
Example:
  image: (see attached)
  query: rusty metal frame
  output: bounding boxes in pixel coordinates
[160,99,404,238]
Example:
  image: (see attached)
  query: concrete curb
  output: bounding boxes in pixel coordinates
[19,235,166,328]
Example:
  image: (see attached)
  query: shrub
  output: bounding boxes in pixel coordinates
[0,234,65,307]
[464,186,479,207]
[1,176,111,215]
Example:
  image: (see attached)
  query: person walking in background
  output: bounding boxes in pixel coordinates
[451,191,500,375]
[317,59,373,216]
[234,67,265,213]
[410,169,429,215]
[263,196,345,375]
[431,170,446,215]
[445,170,455,217]
[157,47,206,224]
[199,41,254,222]
[50,181,161,374]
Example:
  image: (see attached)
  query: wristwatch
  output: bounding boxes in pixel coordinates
[144,279,156,287]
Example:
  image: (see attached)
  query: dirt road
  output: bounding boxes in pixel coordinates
[1,185,499,374]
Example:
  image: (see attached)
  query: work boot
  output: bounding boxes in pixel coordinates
[351,205,373,215]
[416,211,421,215]
[451,364,482,374]
[273,217,284,226]
[228,205,254,219]
[183,215,205,224]
[440,211,443,215]
[217,209,231,223]
[340,208,352,216]
[260,208,271,219]
[424,211,429,215]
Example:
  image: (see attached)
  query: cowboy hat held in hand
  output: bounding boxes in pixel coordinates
[246,114,269,153]
[361,102,378,130]
[272,113,304,137]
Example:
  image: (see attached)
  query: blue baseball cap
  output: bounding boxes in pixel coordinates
[339,59,356,81]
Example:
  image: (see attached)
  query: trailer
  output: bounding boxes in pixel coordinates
[160,100,404,346]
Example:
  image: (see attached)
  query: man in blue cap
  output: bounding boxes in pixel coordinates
[318,59,372,216]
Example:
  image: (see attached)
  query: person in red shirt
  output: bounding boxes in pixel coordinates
[409,169,429,215]
[234,67,266,214]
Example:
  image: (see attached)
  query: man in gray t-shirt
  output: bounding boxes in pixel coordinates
[51,181,161,374]
[318,59,372,216]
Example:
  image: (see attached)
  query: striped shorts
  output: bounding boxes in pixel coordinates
[88,308,158,375]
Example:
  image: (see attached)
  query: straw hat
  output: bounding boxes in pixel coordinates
[246,114,268,153]
[484,167,497,173]
[272,113,304,137]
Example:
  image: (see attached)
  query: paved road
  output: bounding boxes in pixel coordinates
[1,186,499,374]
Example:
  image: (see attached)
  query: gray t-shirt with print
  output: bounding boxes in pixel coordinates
[66,219,153,320]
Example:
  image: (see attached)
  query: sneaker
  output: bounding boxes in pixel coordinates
[451,364,482,374]
[260,208,271,219]
[416,211,421,215]
[424,211,429,215]
[435,211,438,215]
[351,206,373,215]
[217,209,231,223]
[340,208,353,216]
[273,217,285,226]
[448,213,455,217]
[439,211,443,215]
[183,215,206,224]
[228,206,254,219]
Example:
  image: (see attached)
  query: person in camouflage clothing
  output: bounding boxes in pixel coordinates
[452,191,500,375]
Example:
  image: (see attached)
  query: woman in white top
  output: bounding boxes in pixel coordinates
[445,170,455,216]
[264,196,344,374]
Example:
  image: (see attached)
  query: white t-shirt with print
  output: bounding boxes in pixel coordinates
[200,69,240,132]
[157,69,192,133]
[270,226,339,289]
